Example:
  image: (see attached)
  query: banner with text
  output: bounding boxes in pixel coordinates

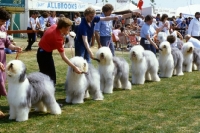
[28,0,88,11]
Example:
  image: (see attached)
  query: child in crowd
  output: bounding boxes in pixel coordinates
[4,35,17,54]
[112,25,121,50]
[167,34,183,49]
[167,35,176,48]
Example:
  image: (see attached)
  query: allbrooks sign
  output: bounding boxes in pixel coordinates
[28,0,88,11]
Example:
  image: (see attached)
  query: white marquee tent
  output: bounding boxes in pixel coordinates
[176,4,200,18]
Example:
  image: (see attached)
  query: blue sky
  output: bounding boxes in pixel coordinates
[80,0,199,9]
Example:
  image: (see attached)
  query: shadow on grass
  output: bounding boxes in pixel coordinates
[191,95,200,99]
[0,109,50,124]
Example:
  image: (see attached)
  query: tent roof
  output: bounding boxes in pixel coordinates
[176,4,200,16]
[94,2,138,13]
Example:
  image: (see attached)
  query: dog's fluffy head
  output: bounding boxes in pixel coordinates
[159,41,171,55]
[6,60,26,82]
[70,56,88,73]
[96,47,113,65]
[182,42,194,55]
[129,45,144,61]
[157,32,167,44]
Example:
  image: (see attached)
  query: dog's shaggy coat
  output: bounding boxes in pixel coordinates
[65,56,103,104]
[171,48,184,75]
[6,60,61,122]
[159,41,174,78]
[182,42,194,72]
[192,48,200,71]
[129,45,160,84]
[96,47,131,94]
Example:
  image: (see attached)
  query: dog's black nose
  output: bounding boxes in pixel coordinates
[100,53,104,58]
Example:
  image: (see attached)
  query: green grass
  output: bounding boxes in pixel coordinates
[1,38,200,132]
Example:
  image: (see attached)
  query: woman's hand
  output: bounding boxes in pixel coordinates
[0,62,5,71]
[89,51,95,60]
[14,46,22,52]
[73,66,82,74]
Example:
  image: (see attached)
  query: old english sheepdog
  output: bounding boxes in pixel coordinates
[171,48,184,76]
[6,60,61,122]
[182,42,194,72]
[129,45,160,84]
[192,48,200,71]
[157,32,167,44]
[65,56,103,104]
[96,47,131,94]
[64,31,76,48]
[158,41,174,78]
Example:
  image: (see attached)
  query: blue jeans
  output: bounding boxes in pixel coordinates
[100,36,115,56]
[140,38,156,55]
[75,41,91,63]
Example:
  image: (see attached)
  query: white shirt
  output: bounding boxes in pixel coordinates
[48,17,58,26]
[74,17,81,26]
[158,21,170,36]
[28,17,39,30]
[188,37,200,48]
[188,18,200,36]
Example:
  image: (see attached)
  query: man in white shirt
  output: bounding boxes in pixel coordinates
[185,34,200,48]
[25,11,41,51]
[187,12,200,40]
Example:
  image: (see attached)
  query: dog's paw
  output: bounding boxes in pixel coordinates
[16,117,28,122]
[94,98,103,101]
[177,72,184,76]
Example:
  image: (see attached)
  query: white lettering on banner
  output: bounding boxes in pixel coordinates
[47,2,77,9]
[37,2,45,7]
[34,1,87,11]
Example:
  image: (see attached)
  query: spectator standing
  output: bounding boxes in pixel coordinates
[38,12,48,37]
[176,13,184,29]
[187,12,200,40]
[0,8,22,96]
[94,4,116,55]
[73,12,81,36]
[158,14,170,36]
[180,20,187,37]
[185,34,200,48]
[25,11,41,51]
[47,11,58,26]
[156,14,160,25]
[140,15,158,54]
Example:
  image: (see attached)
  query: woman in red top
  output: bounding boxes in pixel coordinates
[37,17,82,85]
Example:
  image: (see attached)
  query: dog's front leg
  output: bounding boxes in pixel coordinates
[16,107,29,122]
[103,77,114,94]
[9,105,16,120]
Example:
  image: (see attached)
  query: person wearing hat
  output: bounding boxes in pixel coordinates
[188,12,200,40]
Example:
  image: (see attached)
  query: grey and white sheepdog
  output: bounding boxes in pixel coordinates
[65,56,103,104]
[6,60,61,122]
[129,45,160,84]
[182,42,194,72]
[171,48,184,76]
[192,48,200,71]
[96,47,131,94]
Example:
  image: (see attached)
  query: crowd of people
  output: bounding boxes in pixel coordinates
[0,3,200,118]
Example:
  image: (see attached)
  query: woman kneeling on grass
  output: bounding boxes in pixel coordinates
[37,17,82,85]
